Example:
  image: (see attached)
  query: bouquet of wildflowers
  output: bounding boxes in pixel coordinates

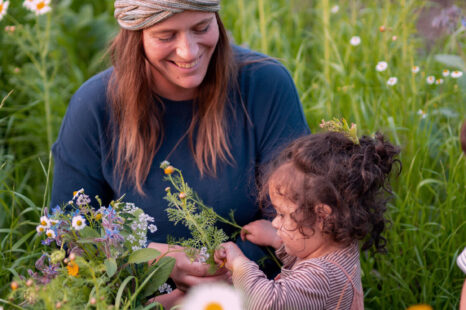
[7,190,175,310]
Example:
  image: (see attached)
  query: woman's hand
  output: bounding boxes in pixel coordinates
[240,219,282,249]
[214,242,249,271]
[148,243,230,292]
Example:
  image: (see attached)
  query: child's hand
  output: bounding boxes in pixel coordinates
[214,242,249,271]
[240,219,283,249]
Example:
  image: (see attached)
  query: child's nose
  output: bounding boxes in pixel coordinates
[271,217,280,229]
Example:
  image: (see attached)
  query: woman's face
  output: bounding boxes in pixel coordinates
[142,11,220,101]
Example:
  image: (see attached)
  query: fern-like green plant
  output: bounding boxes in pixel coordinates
[160,161,240,270]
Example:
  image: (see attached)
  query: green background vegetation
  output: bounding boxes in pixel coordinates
[1,0,465,308]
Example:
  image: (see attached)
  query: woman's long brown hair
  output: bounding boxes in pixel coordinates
[107,13,237,194]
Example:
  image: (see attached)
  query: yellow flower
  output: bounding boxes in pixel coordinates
[10,281,18,290]
[406,304,433,310]
[95,213,103,221]
[164,165,175,175]
[67,261,79,277]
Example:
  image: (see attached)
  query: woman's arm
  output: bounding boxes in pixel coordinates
[148,242,230,292]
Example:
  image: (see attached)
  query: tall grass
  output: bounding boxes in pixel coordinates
[1,0,465,309]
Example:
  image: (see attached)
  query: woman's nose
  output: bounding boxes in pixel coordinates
[176,33,199,60]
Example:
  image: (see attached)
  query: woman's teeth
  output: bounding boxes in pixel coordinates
[174,58,199,69]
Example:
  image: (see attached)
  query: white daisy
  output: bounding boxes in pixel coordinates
[435,78,444,85]
[451,71,463,78]
[387,77,397,86]
[45,229,56,239]
[40,216,50,228]
[23,0,34,10]
[181,283,244,310]
[31,0,51,15]
[36,225,47,234]
[376,61,388,72]
[442,69,450,77]
[49,219,59,226]
[0,1,9,21]
[417,109,427,119]
[350,36,361,46]
[330,5,339,14]
[72,188,84,199]
[72,215,86,231]
[426,76,435,84]
[411,66,420,74]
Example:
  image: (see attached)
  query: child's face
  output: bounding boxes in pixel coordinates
[269,182,331,261]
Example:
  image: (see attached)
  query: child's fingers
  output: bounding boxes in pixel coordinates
[240,227,250,241]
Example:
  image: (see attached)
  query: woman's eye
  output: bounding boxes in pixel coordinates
[158,34,175,42]
[195,25,210,33]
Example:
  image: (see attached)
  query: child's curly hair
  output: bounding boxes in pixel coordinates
[259,131,401,252]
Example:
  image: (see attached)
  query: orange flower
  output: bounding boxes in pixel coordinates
[406,305,433,310]
[67,261,79,277]
[164,166,175,175]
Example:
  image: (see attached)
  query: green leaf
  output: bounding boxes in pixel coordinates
[142,256,176,298]
[128,248,161,264]
[79,226,100,239]
[434,54,465,70]
[105,257,117,278]
[115,276,135,310]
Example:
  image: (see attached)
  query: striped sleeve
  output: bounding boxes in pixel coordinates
[275,245,297,269]
[458,248,466,274]
[232,259,330,310]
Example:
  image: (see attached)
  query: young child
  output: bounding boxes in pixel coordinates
[215,130,400,310]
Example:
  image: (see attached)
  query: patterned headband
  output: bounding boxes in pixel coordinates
[114,0,221,31]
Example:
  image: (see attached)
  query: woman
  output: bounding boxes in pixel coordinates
[51,0,310,301]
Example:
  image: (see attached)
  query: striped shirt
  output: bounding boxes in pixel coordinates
[232,243,363,310]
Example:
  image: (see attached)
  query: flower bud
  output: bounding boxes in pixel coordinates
[10,281,18,290]
[379,25,386,32]
[90,297,97,305]
[56,302,62,309]
[51,250,66,264]
[179,192,187,199]
[26,279,34,287]
[164,166,175,175]
[69,253,76,261]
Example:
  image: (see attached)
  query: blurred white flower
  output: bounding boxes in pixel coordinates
[148,224,158,233]
[72,215,86,231]
[451,70,463,78]
[158,283,173,294]
[0,1,9,21]
[31,0,52,15]
[411,66,420,74]
[36,225,47,234]
[350,36,361,46]
[387,77,398,86]
[442,69,450,77]
[435,78,444,85]
[23,0,34,10]
[181,282,244,310]
[331,5,339,14]
[376,61,388,72]
[392,35,397,41]
[45,229,56,239]
[426,76,435,84]
[417,109,427,119]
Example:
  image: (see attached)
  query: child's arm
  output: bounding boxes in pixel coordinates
[240,219,282,249]
[215,242,329,310]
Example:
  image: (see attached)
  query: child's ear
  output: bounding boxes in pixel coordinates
[315,204,332,230]
[315,204,332,218]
